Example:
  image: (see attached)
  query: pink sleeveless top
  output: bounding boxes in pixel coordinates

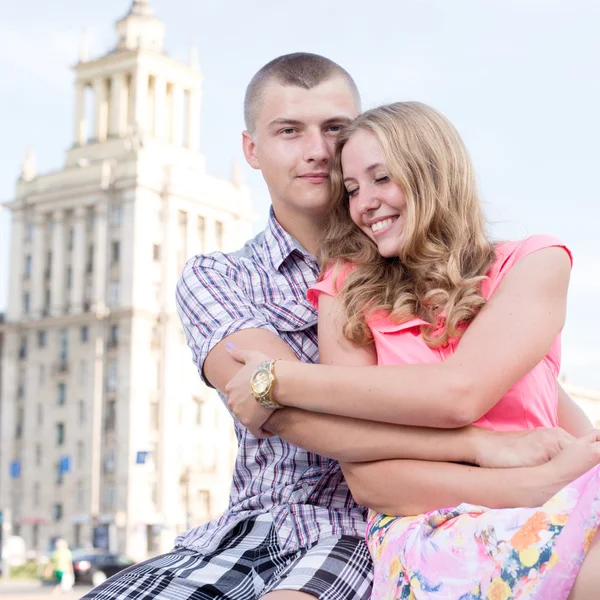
[307,235,572,431]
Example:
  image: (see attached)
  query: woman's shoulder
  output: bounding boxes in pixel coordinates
[483,235,572,297]
[307,260,357,307]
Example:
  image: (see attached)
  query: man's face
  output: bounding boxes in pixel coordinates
[243,77,359,218]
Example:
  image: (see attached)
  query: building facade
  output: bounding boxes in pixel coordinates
[0,0,252,560]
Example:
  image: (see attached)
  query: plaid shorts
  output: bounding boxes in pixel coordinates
[80,515,373,600]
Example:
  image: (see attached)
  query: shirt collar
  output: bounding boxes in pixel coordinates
[263,207,316,271]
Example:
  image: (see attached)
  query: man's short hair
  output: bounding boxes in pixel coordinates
[244,52,361,132]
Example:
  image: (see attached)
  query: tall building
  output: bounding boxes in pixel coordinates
[0,0,253,560]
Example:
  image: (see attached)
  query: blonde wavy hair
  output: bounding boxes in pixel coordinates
[320,102,496,348]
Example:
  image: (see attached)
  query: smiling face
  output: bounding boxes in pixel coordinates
[342,128,408,258]
[242,77,359,223]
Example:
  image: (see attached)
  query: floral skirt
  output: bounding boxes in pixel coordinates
[367,465,600,599]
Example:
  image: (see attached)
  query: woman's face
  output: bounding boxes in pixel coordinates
[341,128,408,258]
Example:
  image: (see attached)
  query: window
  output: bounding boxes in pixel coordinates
[37,404,43,426]
[35,444,42,467]
[109,281,120,305]
[76,482,84,508]
[66,266,72,290]
[24,255,32,278]
[152,243,161,261]
[103,449,116,474]
[18,336,27,359]
[107,359,117,390]
[53,504,63,521]
[68,228,75,251]
[105,400,116,432]
[77,441,85,469]
[105,484,116,509]
[86,210,95,230]
[56,423,65,446]
[59,329,68,361]
[39,364,45,385]
[80,326,89,343]
[44,289,51,314]
[111,241,120,263]
[79,361,88,386]
[111,205,123,226]
[23,293,30,314]
[57,383,66,405]
[38,330,46,347]
[45,251,52,279]
[86,245,94,273]
[109,325,119,347]
[33,482,40,507]
[25,222,33,241]
[55,463,63,486]
[78,400,86,425]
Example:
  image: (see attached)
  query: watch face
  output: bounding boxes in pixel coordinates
[251,370,270,395]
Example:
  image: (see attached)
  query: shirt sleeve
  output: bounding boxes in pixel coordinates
[307,263,356,309]
[485,234,573,298]
[176,253,279,388]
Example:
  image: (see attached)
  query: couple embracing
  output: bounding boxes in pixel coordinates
[84,53,599,600]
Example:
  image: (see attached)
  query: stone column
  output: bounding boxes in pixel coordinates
[109,72,127,137]
[50,210,66,316]
[119,198,134,309]
[6,211,24,321]
[153,75,166,141]
[93,78,108,142]
[132,69,148,136]
[70,207,87,314]
[31,212,46,318]
[186,211,198,262]
[170,84,183,146]
[203,216,218,253]
[93,203,108,315]
[187,87,201,152]
[74,81,86,146]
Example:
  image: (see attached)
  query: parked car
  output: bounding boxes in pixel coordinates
[73,551,135,587]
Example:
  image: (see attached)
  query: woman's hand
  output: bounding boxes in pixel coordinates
[474,427,575,468]
[539,429,600,493]
[224,346,276,438]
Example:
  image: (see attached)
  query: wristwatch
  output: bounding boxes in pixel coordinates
[250,359,283,409]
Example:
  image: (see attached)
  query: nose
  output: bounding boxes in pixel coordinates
[303,128,331,164]
[355,189,380,214]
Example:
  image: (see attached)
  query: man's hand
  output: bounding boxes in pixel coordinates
[224,346,275,438]
[475,427,575,468]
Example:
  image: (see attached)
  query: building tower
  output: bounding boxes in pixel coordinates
[0,0,252,560]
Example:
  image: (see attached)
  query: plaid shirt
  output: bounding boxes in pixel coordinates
[175,209,367,556]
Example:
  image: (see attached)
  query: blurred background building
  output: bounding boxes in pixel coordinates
[0,0,252,561]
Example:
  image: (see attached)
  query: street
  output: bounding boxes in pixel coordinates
[0,581,92,599]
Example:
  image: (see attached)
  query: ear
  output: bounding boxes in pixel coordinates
[242,131,260,170]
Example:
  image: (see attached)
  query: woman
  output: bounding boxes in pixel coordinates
[225,102,600,598]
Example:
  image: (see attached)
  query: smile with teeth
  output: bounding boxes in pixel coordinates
[370,217,397,234]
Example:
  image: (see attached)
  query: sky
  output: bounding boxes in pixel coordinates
[0,0,598,387]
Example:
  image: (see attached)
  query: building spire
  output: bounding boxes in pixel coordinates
[116,0,165,52]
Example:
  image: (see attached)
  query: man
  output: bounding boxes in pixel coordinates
[84,53,575,600]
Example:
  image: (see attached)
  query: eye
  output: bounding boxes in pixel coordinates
[375,175,389,184]
[326,124,343,133]
[346,187,358,198]
[280,128,298,135]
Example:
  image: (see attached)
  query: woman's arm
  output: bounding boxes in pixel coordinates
[312,282,570,512]
[558,383,593,436]
[273,246,571,428]
[342,459,558,516]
